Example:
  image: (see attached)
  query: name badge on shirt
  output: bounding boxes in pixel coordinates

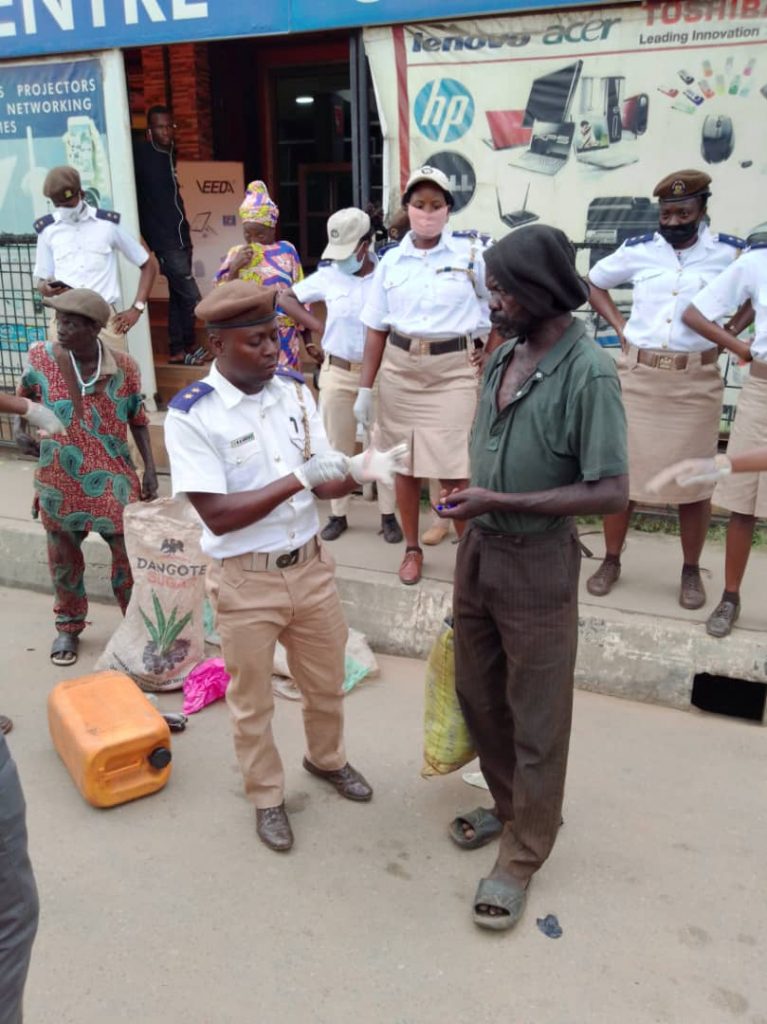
[230,433,255,448]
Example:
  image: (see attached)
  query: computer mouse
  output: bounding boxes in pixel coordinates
[701,114,734,163]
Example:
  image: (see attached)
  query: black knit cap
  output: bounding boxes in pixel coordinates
[484,224,589,319]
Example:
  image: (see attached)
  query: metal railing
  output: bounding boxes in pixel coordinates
[0,234,47,444]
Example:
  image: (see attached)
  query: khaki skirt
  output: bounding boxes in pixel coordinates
[714,370,767,517]
[618,347,723,504]
[377,339,478,479]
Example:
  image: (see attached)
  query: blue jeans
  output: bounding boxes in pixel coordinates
[0,735,38,1024]
[156,247,201,356]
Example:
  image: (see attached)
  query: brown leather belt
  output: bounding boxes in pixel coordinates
[389,330,468,356]
[226,536,319,573]
[328,354,362,372]
[749,358,767,380]
[633,346,719,370]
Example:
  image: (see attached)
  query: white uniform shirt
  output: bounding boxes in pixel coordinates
[691,248,767,361]
[164,363,332,559]
[33,205,149,307]
[292,254,378,363]
[361,228,491,338]
[589,225,742,352]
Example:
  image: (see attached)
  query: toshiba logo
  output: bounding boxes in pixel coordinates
[196,180,235,193]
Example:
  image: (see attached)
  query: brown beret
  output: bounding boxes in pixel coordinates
[43,165,81,201]
[195,280,277,328]
[653,169,712,203]
[43,288,111,328]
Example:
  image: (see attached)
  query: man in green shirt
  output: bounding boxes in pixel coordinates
[437,225,628,932]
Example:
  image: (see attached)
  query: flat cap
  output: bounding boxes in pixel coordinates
[322,208,370,260]
[43,165,81,201]
[43,288,111,328]
[653,169,712,202]
[195,280,277,328]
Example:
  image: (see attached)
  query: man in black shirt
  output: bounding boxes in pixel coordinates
[133,106,201,363]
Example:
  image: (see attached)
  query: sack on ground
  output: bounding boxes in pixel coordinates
[97,497,209,692]
[272,628,379,700]
[422,618,476,778]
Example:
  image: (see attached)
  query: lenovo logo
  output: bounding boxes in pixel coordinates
[196,180,235,193]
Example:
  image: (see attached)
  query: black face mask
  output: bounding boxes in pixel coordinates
[658,221,699,246]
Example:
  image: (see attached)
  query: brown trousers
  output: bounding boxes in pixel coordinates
[209,546,348,809]
[453,522,581,883]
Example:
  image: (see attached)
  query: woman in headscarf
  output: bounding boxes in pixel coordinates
[215,181,316,369]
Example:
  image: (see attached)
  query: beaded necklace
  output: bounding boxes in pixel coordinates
[69,340,102,396]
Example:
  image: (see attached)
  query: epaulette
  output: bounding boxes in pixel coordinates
[168,381,214,412]
[716,232,745,249]
[317,258,333,267]
[377,240,400,256]
[33,214,54,234]
[747,241,767,251]
[275,366,307,386]
[452,229,494,246]
[96,208,121,224]
[625,232,655,246]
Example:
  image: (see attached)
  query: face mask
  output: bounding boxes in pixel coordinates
[658,220,699,246]
[57,200,87,224]
[336,251,364,275]
[408,206,449,238]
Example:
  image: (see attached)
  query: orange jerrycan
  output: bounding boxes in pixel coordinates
[48,671,172,808]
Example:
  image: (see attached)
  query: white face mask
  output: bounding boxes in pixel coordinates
[336,251,364,275]
[57,200,88,224]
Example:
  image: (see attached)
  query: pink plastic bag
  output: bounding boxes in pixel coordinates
[182,658,231,715]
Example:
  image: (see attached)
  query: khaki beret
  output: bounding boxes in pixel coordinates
[43,165,81,201]
[195,280,277,328]
[43,288,111,328]
[653,169,712,203]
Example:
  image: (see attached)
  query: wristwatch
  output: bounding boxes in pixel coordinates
[132,301,146,314]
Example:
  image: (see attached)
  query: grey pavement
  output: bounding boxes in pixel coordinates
[3,585,767,1024]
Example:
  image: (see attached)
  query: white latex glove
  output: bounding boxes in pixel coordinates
[349,439,410,487]
[353,387,373,429]
[646,454,732,494]
[293,451,350,490]
[23,399,65,434]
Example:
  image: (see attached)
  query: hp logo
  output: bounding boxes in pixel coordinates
[414,79,474,143]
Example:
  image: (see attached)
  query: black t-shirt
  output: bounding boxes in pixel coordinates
[132,140,191,252]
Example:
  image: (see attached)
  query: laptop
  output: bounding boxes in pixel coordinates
[483,110,531,151]
[496,185,539,229]
[509,121,575,176]
[577,146,640,170]
[575,116,639,170]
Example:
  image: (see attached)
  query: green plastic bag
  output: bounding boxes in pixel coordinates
[422,618,476,777]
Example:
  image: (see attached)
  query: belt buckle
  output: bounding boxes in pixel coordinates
[657,353,675,370]
[275,550,298,569]
[418,337,429,356]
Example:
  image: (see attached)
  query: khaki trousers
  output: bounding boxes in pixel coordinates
[209,546,348,809]
[318,359,395,517]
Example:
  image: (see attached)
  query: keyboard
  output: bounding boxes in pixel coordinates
[509,151,567,176]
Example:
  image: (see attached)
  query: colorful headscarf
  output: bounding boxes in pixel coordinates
[238,180,279,226]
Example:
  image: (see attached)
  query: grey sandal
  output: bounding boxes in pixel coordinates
[449,807,503,850]
[51,633,79,667]
[473,876,528,932]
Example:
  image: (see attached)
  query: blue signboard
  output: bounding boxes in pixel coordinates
[0,0,602,59]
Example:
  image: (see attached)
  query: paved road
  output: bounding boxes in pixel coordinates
[3,586,765,1024]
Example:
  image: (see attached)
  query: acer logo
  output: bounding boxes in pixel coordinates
[196,180,235,193]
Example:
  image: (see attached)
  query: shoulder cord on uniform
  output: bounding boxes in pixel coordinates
[434,237,480,298]
[292,381,312,460]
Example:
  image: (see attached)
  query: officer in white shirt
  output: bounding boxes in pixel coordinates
[655,243,767,637]
[286,207,402,544]
[33,165,155,350]
[164,280,407,853]
[356,165,491,585]
[585,169,743,610]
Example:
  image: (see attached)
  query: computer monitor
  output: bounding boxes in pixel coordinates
[523,61,584,127]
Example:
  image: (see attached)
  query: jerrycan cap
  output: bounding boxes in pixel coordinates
[148,746,172,770]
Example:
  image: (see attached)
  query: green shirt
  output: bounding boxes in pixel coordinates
[470,319,628,535]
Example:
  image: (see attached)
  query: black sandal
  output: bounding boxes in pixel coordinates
[51,633,79,667]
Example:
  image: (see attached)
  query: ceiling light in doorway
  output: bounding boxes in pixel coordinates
[295,96,314,105]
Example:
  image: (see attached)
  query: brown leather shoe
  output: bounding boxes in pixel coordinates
[302,758,373,801]
[679,566,706,610]
[255,803,294,852]
[586,558,620,597]
[421,523,450,546]
[399,548,424,585]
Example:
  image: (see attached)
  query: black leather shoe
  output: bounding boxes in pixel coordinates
[706,597,740,638]
[379,514,403,544]
[321,516,348,541]
[256,804,294,852]
[302,758,373,801]
[679,566,706,610]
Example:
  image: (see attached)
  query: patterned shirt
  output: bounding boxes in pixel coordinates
[17,342,149,534]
